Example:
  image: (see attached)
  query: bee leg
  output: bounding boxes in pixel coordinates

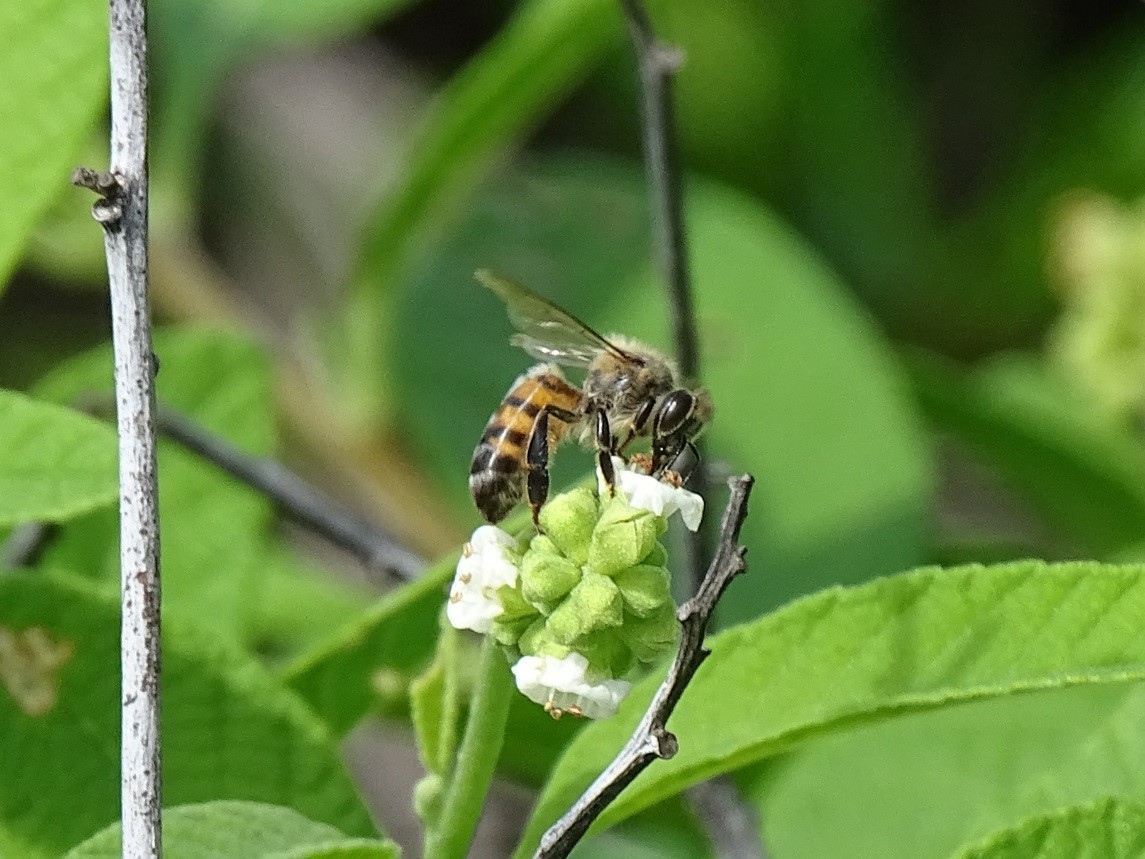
[595,410,617,494]
[618,397,657,454]
[526,409,553,530]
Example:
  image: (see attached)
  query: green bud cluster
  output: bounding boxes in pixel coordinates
[489,486,679,679]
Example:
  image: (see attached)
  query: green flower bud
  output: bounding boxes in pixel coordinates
[545,571,624,644]
[538,486,599,565]
[413,773,445,824]
[489,585,540,646]
[621,602,680,664]
[614,564,673,618]
[520,549,582,606]
[529,533,561,555]
[519,618,570,659]
[587,495,666,577]
[574,629,635,679]
[642,541,668,568]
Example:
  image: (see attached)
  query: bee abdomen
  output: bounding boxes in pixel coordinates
[469,443,522,523]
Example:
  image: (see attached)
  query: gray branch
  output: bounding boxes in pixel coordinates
[152,406,425,581]
[534,474,755,858]
[73,0,161,853]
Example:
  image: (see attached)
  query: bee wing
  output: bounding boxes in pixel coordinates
[476,270,638,368]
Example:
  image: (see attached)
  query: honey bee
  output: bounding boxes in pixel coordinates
[469,271,713,526]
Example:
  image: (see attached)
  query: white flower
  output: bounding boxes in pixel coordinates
[597,456,705,531]
[447,526,519,633]
[511,652,632,719]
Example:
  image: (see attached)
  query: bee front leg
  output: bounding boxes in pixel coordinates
[617,397,657,454]
[595,409,617,494]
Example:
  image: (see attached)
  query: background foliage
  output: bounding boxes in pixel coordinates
[5,0,1145,856]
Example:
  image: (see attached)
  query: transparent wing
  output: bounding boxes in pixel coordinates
[476,269,637,368]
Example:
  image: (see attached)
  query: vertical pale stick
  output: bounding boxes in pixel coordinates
[101,0,162,853]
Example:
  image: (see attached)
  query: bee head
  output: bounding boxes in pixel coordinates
[650,387,713,476]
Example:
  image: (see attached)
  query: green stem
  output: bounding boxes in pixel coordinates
[424,635,514,859]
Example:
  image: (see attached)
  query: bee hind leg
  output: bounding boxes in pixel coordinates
[526,408,555,530]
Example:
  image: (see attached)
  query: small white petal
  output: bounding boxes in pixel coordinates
[446,525,519,632]
[511,652,632,719]
[599,456,705,532]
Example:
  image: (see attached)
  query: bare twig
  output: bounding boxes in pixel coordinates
[616,0,711,604]
[73,0,161,853]
[4,400,425,584]
[618,0,698,386]
[534,474,754,859]
[152,406,425,581]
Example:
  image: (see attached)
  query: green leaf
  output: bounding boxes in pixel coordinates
[395,155,931,617]
[0,573,376,858]
[908,351,1145,556]
[749,684,1145,858]
[249,548,375,660]
[65,801,399,859]
[283,553,455,735]
[952,797,1145,859]
[283,532,582,785]
[0,389,116,526]
[33,328,277,641]
[0,0,106,294]
[344,0,623,417]
[410,623,461,777]
[515,560,1145,856]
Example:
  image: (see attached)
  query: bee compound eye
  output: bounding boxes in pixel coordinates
[656,390,694,436]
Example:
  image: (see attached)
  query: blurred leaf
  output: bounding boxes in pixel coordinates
[952,798,1145,859]
[750,684,1145,859]
[909,350,1145,556]
[249,548,375,660]
[283,528,582,784]
[569,801,713,859]
[283,553,454,735]
[0,0,106,294]
[410,624,460,776]
[922,23,1145,353]
[0,573,376,858]
[33,328,277,641]
[765,1,932,305]
[344,0,623,418]
[0,390,116,526]
[150,0,420,213]
[65,801,399,859]
[395,155,931,616]
[515,560,1145,856]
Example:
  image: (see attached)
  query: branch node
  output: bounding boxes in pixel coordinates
[71,166,124,199]
[72,167,127,227]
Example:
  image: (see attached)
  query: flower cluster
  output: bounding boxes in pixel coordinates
[447,458,703,719]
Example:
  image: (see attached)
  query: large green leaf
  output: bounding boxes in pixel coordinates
[33,328,277,640]
[0,573,376,859]
[909,351,1145,556]
[952,798,1145,859]
[395,155,931,617]
[65,801,399,859]
[0,0,106,293]
[344,0,622,417]
[0,390,116,526]
[749,683,1145,858]
[515,560,1145,856]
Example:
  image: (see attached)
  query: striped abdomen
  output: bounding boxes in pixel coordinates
[469,365,584,523]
